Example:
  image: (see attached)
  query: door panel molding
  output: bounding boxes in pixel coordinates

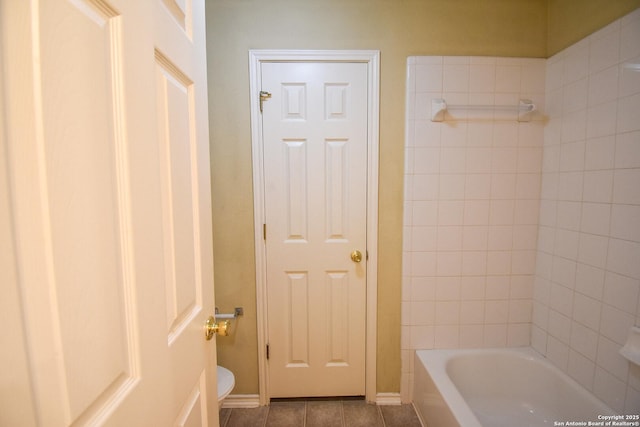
[249,50,379,404]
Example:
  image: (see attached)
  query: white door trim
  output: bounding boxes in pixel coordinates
[249,49,379,404]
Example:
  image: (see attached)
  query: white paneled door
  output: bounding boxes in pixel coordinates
[261,62,368,397]
[0,0,218,426]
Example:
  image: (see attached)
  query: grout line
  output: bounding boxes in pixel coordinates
[262,405,269,427]
[302,401,307,427]
[378,405,386,427]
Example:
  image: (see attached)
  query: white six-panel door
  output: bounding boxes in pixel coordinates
[0,0,217,425]
[261,62,368,397]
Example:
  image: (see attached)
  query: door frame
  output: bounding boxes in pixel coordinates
[248,50,379,404]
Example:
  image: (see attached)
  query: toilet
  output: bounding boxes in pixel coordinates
[217,366,235,409]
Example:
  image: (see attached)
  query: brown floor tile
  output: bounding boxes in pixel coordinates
[225,406,268,427]
[342,401,383,427]
[222,399,423,427]
[265,402,305,427]
[305,401,343,427]
[380,404,423,427]
[219,408,231,427]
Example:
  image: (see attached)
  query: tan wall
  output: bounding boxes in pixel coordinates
[205,0,634,395]
[547,0,639,55]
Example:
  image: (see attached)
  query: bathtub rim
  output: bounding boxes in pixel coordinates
[413,346,615,427]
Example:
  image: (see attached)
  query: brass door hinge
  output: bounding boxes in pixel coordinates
[263,224,266,240]
[266,344,270,360]
[259,91,271,113]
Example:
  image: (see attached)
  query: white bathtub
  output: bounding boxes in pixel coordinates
[413,347,616,427]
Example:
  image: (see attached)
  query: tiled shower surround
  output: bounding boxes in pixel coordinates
[402,9,640,413]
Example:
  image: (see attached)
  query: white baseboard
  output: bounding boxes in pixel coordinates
[223,393,401,408]
[375,392,402,405]
[221,394,261,408]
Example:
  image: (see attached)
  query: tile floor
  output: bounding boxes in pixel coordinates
[219,399,423,427]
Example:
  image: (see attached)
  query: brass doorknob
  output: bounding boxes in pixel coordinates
[205,316,230,340]
[350,250,363,263]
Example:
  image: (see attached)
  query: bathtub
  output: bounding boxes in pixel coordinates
[413,347,616,427]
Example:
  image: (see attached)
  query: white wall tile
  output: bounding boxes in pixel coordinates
[625,384,640,414]
[513,225,539,250]
[414,120,442,147]
[485,276,510,299]
[589,28,621,73]
[554,229,580,260]
[415,63,443,92]
[589,66,619,107]
[582,170,613,203]
[614,130,640,169]
[573,292,602,331]
[413,147,440,174]
[469,64,495,93]
[411,252,437,276]
[436,251,462,275]
[619,57,640,98]
[460,300,485,324]
[604,271,640,315]
[551,255,577,288]
[491,173,517,199]
[438,201,465,225]
[558,171,584,201]
[585,136,615,170]
[610,204,640,242]
[607,238,640,280]
[465,174,491,199]
[546,57,564,90]
[411,226,437,251]
[464,200,490,226]
[509,300,532,323]
[600,304,635,345]
[443,61,469,92]
[617,92,640,133]
[568,350,596,390]
[549,282,574,314]
[569,321,599,360]
[580,202,611,236]
[412,200,439,226]
[613,168,640,205]
[434,325,459,349]
[594,367,627,413]
[462,251,487,276]
[547,334,570,370]
[491,148,518,173]
[563,78,588,113]
[517,148,543,173]
[459,325,484,348]
[495,65,521,93]
[460,276,486,300]
[587,101,618,138]
[438,174,466,200]
[578,233,609,269]
[564,40,589,83]
[562,109,587,143]
[596,335,630,383]
[483,324,507,347]
[531,325,548,354]
[559,141,586,172]
[575,263,605,300]
[466,147,493,173]
[556,201,582,231]
[411,277,437,301]
[507,323,531,346]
